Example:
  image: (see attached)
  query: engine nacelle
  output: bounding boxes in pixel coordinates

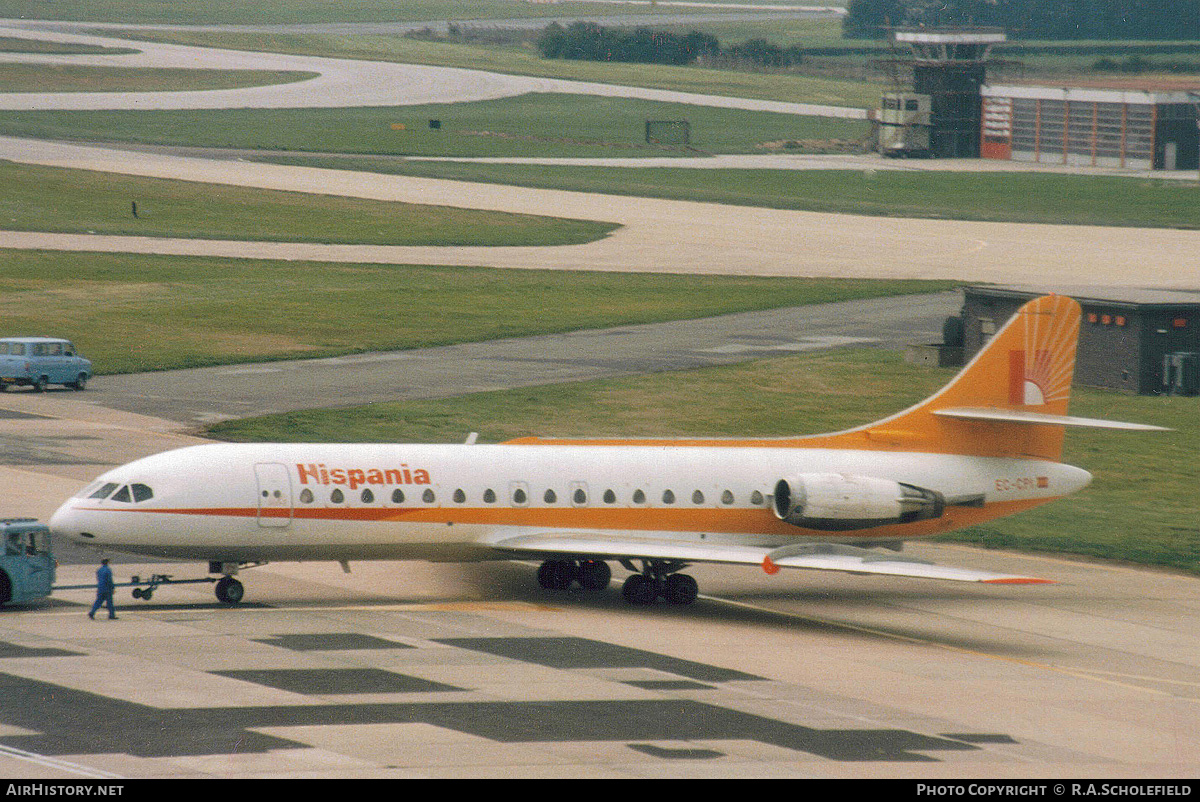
[772,473,945,532]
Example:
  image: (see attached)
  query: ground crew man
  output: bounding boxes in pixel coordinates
[88,558,117,620]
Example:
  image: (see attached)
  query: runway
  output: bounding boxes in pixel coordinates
[1,18,1198,779]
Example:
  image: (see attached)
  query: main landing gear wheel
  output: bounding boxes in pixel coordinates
[620,561,699,606]
[536,559,612,592]
[214,576,244,605]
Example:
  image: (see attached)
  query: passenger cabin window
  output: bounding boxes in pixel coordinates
[300,488,314,504]
[453,489,466,504]
[721,490,735,505]
[692,490,705,504]
[603,489,616,504]
[662,490,675,504]
[542,489,555,504]
[361,489,374,503]
[750,490,764,505]
[422,489,435,504]
[572,487,587,506]
[330,489,344,503]
[392,489,405,504]
[483,489,496,504]
[632,489,646,504]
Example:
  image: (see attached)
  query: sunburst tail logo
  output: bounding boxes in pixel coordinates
[1009,296,1079,411]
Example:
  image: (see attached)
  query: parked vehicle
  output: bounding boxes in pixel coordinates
[0,337,92,391]
[0,519,55,606]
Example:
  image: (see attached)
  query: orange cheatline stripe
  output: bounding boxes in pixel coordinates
[73,496,1057,538]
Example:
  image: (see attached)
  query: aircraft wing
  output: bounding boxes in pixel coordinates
[482,530,1053,585]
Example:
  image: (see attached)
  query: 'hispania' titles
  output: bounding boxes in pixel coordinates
[296,463,431,490]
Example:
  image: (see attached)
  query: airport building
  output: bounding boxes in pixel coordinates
[877,29,1200,170]
[878,29,1006,158]
[961,286,1200,395]
[981,83,1200,170]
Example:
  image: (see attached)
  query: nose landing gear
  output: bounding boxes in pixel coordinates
[208,561,264,605]
[214,576,244,605]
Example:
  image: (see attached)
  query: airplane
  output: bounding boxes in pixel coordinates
[48,294,1167,606]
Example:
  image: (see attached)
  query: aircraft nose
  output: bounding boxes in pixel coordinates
[48,499,85,541]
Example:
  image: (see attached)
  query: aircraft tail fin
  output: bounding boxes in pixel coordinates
[504,295,1166,458]
[838,294,1166,460]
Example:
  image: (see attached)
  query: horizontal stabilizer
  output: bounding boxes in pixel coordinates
[933,407,1170,431]
[485,531,1053,585]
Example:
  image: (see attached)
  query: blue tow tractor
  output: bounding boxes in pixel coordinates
[0,519,55,605]
[0,518,216,607]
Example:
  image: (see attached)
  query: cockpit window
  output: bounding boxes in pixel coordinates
[106,484,154,503]
[89,482,119,500]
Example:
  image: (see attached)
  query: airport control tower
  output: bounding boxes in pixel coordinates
[878,28,1006,158]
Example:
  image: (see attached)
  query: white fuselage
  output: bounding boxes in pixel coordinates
[48,442,1092,564]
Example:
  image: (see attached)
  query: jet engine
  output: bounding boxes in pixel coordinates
[772,473,945,531]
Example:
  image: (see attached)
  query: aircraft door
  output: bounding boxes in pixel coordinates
[254,463,293,528]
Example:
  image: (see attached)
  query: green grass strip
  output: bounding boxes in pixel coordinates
[0,161,617,246]
[0,98,866,160]
[0,64,318,92]
[0,250,956,374]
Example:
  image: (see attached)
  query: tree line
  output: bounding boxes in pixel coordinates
[843,0,1200,40]
[535,22,807,69]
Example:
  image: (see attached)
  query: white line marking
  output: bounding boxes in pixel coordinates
[0,743,124,779]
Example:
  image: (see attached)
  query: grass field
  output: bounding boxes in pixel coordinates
[0,250,954,374]
[207,347,1200,576]
[0,36,135,54]
[0,64,316,93]
[0,0,678,25]
[0,96,867,159]
[0,161,617,245]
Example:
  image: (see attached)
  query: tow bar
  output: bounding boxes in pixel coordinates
[55,573,217,601]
